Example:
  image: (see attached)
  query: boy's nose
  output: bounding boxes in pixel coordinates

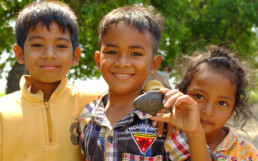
[43,46,56,59]
[115,54,130,67]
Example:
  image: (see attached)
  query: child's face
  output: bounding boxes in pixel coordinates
[186,64,236,137]
[14,22,80,85]
[95,23,161,95]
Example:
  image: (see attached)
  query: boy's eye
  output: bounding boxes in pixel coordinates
[57,44,67,48]
[31,44,42,47]
[106,51,117,55]
[194,94,204,100]
[218,101,228,107]
[131,52,143,56]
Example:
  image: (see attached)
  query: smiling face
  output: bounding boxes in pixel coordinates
[186,64,236,138]
[14,22,80,88]
[95,23,161,95]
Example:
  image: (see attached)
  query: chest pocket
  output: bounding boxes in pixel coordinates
[83,123,103,161]
[116,118,168,160]
[122,153,163,161]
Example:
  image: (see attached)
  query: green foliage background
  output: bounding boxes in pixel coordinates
[0,0,257,99]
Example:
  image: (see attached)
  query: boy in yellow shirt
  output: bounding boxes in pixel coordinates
[0,1,100,161]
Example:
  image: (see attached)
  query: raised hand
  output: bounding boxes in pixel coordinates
[150,88,202,135]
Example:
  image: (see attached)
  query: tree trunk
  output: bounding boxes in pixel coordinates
[6,62,28,94]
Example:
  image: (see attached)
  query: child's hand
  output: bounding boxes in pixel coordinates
[150,88,202,135]
[152,109,175,139]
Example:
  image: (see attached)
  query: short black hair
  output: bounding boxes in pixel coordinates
[98,5,164,55]
[15,1,78,51]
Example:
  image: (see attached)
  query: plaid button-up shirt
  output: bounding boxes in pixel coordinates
[79,92,190,161]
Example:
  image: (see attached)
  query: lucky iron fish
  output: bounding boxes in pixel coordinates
[133,90,171,116]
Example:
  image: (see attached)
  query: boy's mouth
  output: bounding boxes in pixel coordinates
[40,64,59,70]
[112,72,134,80]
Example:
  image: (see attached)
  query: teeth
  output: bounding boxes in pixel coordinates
[114,73,132,79]
[117,74,129,76]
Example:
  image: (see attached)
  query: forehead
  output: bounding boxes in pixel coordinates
[26,22,71,40]
[105,22,152,39]
[189,64,237,98]
[102,23,155,51]
[102,23,153,47]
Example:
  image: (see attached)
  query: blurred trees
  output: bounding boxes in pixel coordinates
[0,0,257,93]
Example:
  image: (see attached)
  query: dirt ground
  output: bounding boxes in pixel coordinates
[228,103,258,148]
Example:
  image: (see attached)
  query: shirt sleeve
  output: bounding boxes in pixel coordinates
[164,132,190,161]
[246,141,258,160]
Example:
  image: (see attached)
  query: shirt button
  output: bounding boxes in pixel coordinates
[108,136,113,143]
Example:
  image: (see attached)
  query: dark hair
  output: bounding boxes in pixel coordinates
[15,1,78,51]
[98,5,164,55]
[162,65,172,72]
[176,45,252,130]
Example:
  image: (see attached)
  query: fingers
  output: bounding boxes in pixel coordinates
[154,109,171,138]
[161,89,197,112]
[152,120,157,127]
[157,122,164,138]
[174,95,197,111]
[150,113,174,125]
[174,127,180,136]
[166,124,173,140]
[160,89,184,108]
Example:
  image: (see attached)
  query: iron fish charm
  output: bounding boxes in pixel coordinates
[133,90,171,116]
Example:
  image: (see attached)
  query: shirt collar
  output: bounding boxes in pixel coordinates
[214,127,237,152]
[20,75,68,102]
[90,92,151,127]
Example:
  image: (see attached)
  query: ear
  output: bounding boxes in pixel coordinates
[72,47,81,66]
[94,51,101,71]
[13,44,24,64]
[150,55,162,75]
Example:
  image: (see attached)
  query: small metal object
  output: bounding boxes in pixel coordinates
[108,136,113,143]
[133,91,170,115]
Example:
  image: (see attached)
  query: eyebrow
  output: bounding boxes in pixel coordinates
[28,36,70,42]
[191,88,207,94]
[191,88,234,101]
[219,96,234,101]
[106,43,145,49]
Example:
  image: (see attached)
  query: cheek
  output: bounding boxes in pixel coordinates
[216,108,233,122]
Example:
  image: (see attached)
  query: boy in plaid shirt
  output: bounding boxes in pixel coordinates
[79,5,211,161]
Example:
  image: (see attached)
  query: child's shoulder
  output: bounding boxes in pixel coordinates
[0,90,23,115]
[79,92,107,114]
[70,84,105,98]
[234,134,258,152]
[0,90,22,105]
[219,128,258,158]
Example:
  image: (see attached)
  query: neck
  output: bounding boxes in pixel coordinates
[29,80,61,101]
[108,89,141,108]
[205,128,227,151]
[104,88,142,126]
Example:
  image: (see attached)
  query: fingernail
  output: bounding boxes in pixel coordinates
[162,99,166,104]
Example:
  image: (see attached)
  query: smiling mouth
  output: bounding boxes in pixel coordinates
[112,73,134,80]
[40,65,59,70]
